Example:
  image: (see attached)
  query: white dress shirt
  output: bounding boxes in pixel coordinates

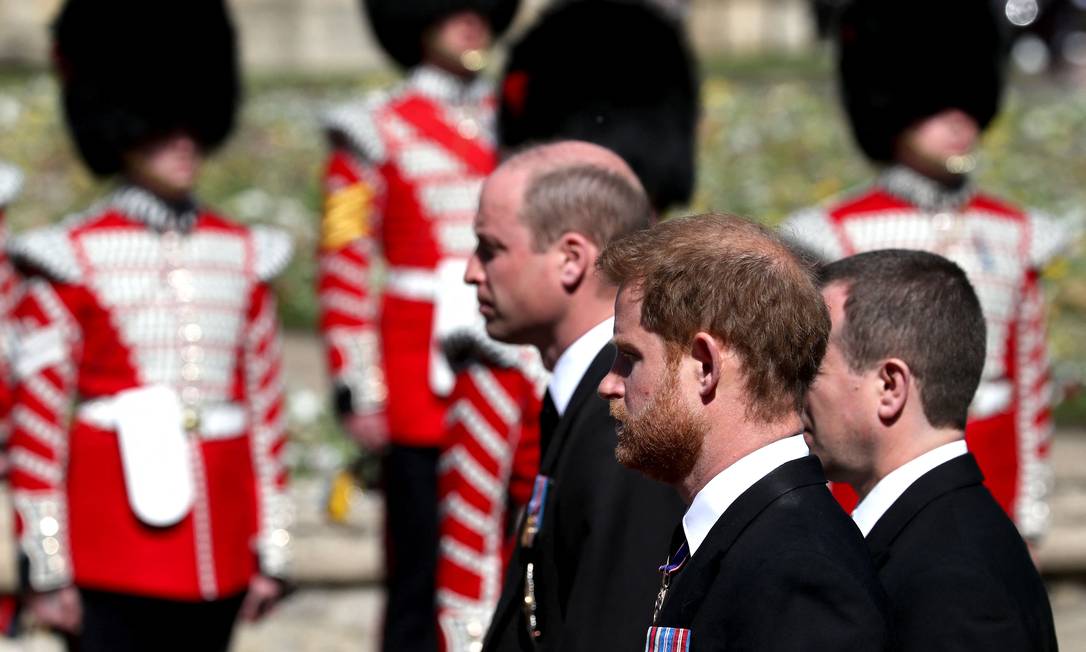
[851,440,969,537]
[547,317,615,417]
[682,434,809,556]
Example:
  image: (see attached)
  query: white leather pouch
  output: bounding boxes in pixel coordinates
[430,258,483,396]
[114,385,195,527]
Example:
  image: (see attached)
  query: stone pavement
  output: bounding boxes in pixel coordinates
[3,430,1086,651]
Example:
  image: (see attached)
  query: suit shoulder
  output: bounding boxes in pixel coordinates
[887,486,1041,587]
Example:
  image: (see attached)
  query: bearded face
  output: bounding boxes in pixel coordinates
[610,361,706,485]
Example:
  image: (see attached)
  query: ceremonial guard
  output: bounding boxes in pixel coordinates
[432,4,700,649]
[782,0,1072,541]
[316,2,526,649]
[0,161,21,459]
[0,161,23,633]
[7,2,291,649]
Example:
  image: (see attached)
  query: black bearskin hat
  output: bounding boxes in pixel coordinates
[498,0,700,212]
[837,0,1007,163]
[53,0,240,177]
[364,0,521,70]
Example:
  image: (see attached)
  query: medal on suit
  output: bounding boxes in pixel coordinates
[653,541,689,624]
[522,474,553,641]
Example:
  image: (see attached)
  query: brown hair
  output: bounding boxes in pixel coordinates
[819,249,985,430]
[598,213,830,421]
[521,164,652,251]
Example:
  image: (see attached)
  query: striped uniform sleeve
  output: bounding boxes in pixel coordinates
[318,148,388,416]
[244,282,293,578]
[1014,211,1074,540]
[1014,269,1053,540]
[0,219,21,443]
[9,278,82,591]
[435,363,541,650]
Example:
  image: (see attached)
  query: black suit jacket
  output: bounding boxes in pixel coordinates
[484,344,686,652]
[867,453,1057,652]
[654,456,890,651]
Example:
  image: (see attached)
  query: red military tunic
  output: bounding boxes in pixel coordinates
[7,186,293,600]
[319,65,499,444]
[0,162,22,441]
[0,162,23,633]
[435,337,545,650]
[783,165,1071,539]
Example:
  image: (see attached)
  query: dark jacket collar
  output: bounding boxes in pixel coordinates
[865,453,984,565]
[665,456,827,613]
[877,164,975,212]
[540,343,614,472]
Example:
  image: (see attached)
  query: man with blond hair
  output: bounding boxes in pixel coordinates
[468,141,684,652]
[598,213,888,651]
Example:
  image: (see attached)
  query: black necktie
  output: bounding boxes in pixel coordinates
[539,390,559,460]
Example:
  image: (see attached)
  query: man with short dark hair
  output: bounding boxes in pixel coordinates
[806,249,1058,651]
[468,141,684,652]
[782,0,1072,539]
[597,213,888,651]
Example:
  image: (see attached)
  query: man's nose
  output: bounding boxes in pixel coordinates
[464,251,483,285]
[597,370,624,400]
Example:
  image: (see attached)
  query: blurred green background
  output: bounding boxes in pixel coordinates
[1,54,1084,443]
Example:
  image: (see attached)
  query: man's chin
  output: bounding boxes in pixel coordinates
[615,441,681,485]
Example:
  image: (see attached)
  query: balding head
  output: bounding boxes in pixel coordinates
[467,140,652,360]
[493,140,651,250]
[501,140,643,188]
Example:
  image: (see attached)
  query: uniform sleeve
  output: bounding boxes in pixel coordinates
[244,282,292,578]
[9,278,82,591]
[0,218,21,443]
[435,363,540,651]
[318,146,387,416]
[1013,269,1054,540]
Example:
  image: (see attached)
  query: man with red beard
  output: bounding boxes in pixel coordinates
[597,214,888,651]
[465,141,684,652]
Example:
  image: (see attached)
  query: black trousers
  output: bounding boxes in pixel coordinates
[382,444,440,652]
[69,590,244,652]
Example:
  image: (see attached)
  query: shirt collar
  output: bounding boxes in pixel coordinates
[108,184,199,233]
[547,317,614,416]
[877,164,975,212]
[851,440,969,537]
[407,65,491,106]
[682,434,809,556]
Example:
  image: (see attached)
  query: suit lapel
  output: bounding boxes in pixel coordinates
[865,453,984,566]
[540,344,615,473]
[663,457,827,617]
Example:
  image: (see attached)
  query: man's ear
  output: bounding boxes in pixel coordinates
[690,332,725,402]
[556,232,597,291]
[876,358,910,424]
